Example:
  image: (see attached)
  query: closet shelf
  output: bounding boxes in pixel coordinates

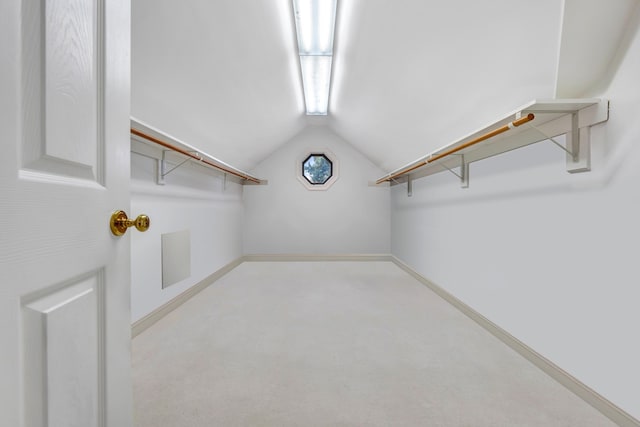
[376,99,609,188]
[130,117,265,186]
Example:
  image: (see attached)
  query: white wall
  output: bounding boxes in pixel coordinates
[391,13,640,419]
[243,126,390,254]
[130,149,243,322]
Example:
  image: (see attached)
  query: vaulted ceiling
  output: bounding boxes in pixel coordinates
[132,0,639,172]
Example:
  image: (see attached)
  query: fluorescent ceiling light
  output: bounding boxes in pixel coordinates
[292,0,337,115]
[292,0,337,55]
[300,56,332,115]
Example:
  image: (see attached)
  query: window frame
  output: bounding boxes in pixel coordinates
[301,153,333,185]
[296,148,339,190]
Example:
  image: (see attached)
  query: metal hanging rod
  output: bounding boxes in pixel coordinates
[376,113,535,184]
[131,128,261,184]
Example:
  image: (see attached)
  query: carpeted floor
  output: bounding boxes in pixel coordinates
[132,261,617,426]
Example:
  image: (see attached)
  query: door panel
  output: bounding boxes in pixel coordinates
[23,272,103,427]
[0,0,131,426]
[22,0,101,181]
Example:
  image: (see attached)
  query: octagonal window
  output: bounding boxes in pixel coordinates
[302,154,333,185]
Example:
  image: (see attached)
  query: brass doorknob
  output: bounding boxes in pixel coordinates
[110,210,150,236]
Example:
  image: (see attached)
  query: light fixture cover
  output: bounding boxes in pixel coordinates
[292,0,337,115]
[300,55,332,115]
[292,0,337,55]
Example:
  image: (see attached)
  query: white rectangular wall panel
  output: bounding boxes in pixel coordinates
[162,230,191,288]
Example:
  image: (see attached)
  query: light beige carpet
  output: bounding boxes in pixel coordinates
[133,261,617,426]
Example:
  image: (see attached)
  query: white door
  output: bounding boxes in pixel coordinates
[0,0,133,426]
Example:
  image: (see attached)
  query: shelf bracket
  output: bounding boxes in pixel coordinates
[156,150,201,185]
[461,156,469,188]
[529,112,590,173]
[529,122,574,156]
[388,176,411,197]
[566,112,591,173]
[156,158,165,185]
[436,154,469,188]
[163,158,192,176]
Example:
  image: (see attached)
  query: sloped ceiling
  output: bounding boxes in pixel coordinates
[328,0,561,171]
[132,0,637,173]
[556,0,640,99]
[132,0,306,171]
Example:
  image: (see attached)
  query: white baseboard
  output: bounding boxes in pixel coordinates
[243,253,393,262]
[131,257,244,338]
[390,255,640,427]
